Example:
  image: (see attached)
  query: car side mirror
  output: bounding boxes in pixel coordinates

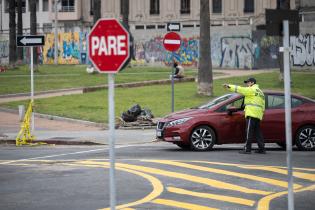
[227,106,239,115]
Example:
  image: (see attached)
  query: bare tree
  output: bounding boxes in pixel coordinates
[29,0,38,65]
[9,0,16,65]
[17,0,23,62]
[93,0,101,24]
[198,0,213,96]
[278,0,291,81]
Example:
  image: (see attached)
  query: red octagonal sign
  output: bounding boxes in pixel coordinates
[163,32,181,52]
[89,18,130,73]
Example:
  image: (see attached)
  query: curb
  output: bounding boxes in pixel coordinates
[0,107,106,129]
[0,139,104,146]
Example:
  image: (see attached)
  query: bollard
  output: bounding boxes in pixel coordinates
[18,105,25,122]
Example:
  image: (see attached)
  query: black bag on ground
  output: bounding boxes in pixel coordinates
[121,104,142,122]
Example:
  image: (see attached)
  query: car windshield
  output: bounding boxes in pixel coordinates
[197,94,236,109]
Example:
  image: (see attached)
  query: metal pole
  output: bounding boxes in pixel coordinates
[54,0,58,65]
[30,46,35,131]
[108,73,116,210]
[171,54,174,112]
[283,20,294,210]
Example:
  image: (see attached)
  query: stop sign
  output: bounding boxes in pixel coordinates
[163,32,181,52]
[88,19,130,73]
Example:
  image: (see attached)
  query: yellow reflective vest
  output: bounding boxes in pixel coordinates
[227,84,265,120]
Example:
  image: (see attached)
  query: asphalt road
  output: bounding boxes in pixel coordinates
[1,142,314,210]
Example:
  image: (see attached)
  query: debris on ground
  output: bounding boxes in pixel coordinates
[118,104,156,128]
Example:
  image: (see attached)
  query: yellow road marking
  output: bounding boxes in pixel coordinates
[239,166,315,182]
[189,161,315,181]
[167,187,255,206]
[257,184,315,210]
[144,160,301,189]
[64,162,163,210]
[77,160,271,195]
[152,198,219,210]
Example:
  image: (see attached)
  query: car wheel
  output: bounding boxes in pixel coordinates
[295,125,315,151]
[190,125,215,151]
[175,143,190,150]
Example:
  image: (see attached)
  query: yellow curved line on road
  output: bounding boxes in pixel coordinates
[64,161,164,210]
[107,162,271,195]
[144,160,301,189]
[152,198,219,210]
[189,160,315,181]
[167,187,255,206]
[257,184,315,210]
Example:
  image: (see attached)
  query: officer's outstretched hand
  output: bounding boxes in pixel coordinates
[223,84,230,89]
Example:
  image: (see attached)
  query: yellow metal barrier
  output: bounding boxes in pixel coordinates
[16,101,36,146]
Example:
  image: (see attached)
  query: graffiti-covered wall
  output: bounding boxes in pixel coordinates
[0,35,9,64]
[290,34,315,67]
[43,32,88,64]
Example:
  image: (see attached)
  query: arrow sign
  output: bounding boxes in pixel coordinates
[17,35,45,47]
[167,22,180,32]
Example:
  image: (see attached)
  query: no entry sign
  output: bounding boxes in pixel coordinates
[88,18,130,73]
[163,32,181,52]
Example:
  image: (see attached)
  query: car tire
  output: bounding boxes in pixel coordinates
[295,125,315,151]
[190,125,215,151]
[175,143,190,150]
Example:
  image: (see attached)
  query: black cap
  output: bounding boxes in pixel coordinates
[244,77,256,84]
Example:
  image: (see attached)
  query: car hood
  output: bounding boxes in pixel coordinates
[163,108,209,121]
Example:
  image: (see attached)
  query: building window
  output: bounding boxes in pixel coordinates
[277,0,290,9]
[212,0,222,14]
[43,0,49,11]
[244,0,254,13]
[180,0,190,14]
[28,0,39,12]
[150,0,159,15]
[60,0,75,12]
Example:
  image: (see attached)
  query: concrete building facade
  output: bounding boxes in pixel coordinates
[0,0,314,70]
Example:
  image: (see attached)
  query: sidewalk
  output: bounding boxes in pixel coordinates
[0,69,272,145]
[0,110,156,145]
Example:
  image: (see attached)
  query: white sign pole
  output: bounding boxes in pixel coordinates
[283,20,294,210]
[108,73,116,210]
[30,46,35,131]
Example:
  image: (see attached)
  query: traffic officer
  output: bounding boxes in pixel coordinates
[223,78,266,154]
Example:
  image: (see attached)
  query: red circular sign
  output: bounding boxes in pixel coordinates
[163,32,181,52]
[88,19,130,73]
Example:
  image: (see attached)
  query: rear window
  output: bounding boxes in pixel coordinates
[267,94,304,109]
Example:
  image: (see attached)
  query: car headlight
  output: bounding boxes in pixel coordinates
[166,117,192,127]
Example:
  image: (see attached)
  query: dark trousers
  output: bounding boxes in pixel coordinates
[244,117,265,152]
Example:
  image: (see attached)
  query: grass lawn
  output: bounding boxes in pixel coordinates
[2,71,314,123]
[0,65,202,95]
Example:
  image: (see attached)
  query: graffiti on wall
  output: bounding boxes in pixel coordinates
[43,32,88,64]
[0,40,9,60]
[219,36,259,69]
[134,36,199,66]
[290,34,315,66]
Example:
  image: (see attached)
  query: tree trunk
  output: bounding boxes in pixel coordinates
[278,0,290,82]
[29,0,37,65]
[17,0,23,62]
[121,0,134,65]
[93,0,101,24]
[198,0,213,96]
[9,0,16,65]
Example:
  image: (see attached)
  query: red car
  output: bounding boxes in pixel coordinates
[156,91,315,151]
